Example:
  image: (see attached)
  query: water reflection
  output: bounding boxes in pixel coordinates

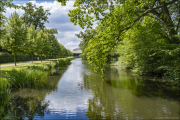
[40,59,92,119]
[1,95,50,120]
[80,60,180,119]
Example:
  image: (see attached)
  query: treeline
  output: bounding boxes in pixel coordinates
[0,1,72,65]
[57,0,180,86]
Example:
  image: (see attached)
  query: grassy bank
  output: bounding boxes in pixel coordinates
[0,57,75,99]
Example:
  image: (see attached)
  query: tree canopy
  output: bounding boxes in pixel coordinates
[57,0,179,43]
[57,0,180,82]
[21,2,51,30]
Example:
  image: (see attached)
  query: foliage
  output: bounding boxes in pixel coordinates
[58,0,180,44]
[36,28,72,61]
[57,0,180,85]
[21,2,51,30]
[117,16,180,86]
[1,2,73,65]
[76,29,98,60]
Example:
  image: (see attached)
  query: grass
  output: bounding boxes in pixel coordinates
[0,57,75,98]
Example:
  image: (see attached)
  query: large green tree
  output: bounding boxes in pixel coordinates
[1,12,28,66]
[21,2,50,30]
[37,30,50,62]
[57,0,180,76]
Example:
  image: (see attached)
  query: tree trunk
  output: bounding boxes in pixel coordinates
[14,53,17,66]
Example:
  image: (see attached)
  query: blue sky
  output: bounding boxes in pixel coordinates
[4,0,97,51]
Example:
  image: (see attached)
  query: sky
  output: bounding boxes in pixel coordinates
[4,0,97,51]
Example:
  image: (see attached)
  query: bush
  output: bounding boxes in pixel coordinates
[57,59,72,67]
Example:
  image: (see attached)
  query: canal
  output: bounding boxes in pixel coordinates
[1,58,179,119]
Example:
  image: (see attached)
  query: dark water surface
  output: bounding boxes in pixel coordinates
[1,58,180,119]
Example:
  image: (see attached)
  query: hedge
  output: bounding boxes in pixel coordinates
[0,52,47,63]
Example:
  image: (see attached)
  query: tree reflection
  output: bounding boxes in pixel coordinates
[0,96,50,120]
[79,60,180,119]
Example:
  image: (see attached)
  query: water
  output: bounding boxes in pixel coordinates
[1,58,179,119]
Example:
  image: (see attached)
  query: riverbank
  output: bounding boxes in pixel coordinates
[0,57,75,99]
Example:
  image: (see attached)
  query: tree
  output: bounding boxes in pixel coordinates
[37,30,50,62]
[25,24,38,63]
[1,12,28,66]
[21,2,50,30]
[51,38,61,59]
[57,0,180,44]
[57,0,180,77]
[43,28,58,59]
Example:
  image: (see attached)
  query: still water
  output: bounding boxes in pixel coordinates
[1,58,180,119]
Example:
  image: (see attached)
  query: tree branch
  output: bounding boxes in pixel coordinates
[106,0,179,54]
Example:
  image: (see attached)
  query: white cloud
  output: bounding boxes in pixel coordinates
[64,42,80,51]
[4,0,95,51]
